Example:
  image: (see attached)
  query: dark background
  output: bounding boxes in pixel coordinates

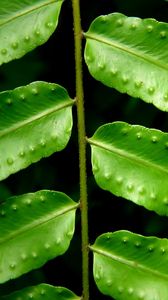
[1,0,168,299]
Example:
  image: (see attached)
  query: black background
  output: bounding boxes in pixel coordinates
[1,0,168,299]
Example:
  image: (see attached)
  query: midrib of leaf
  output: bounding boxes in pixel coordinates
[84,33,168,72]
[0,99,74,139]
[0,0,63,27]
[88,138,168,176]
[91,246,168,281]
[0,202,78,246]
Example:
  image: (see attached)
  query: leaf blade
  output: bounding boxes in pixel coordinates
[0,0,63,65]
[0,81,73,180]
[92,231,168,300]
[2,284,80,300]
[88,122,168,216]
[0,190,78,283]
[84,13,168,111]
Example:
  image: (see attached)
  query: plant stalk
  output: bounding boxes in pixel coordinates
[71,0,89,299]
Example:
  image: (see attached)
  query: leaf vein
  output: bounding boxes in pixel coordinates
[0,0,63,27]
[0,203,78,246]
[0,100,74,139]
[92,247,168,280]
[85,33,168,72]
[88,138,168,175]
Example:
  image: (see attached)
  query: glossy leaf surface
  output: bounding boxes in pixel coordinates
[88,121,168,216]
[85,13,168,111]
[0,81,73,180]
[2,284,80,300]
[92,230,168,300]
[0,190,78,283]
[0,0,63,65]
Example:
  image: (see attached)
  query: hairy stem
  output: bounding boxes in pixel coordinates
[71,0,89,299]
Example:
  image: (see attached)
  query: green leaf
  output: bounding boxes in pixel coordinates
[84,13,168,111]
[91,230,168,300]
[2,284,80,300]
[0,190,78,283]
[0,81,74,180]
[0,0,63,65]
[88,121,168,216]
